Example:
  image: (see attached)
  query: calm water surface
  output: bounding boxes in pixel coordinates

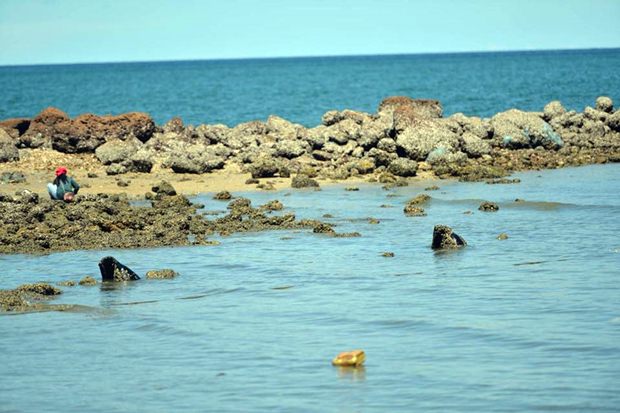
[1,164,619,412]
[1,49,619,126]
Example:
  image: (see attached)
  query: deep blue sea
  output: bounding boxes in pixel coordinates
[1,50,620,412]
[1,49,620,126]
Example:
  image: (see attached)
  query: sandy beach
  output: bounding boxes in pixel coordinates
[0,147,439,199]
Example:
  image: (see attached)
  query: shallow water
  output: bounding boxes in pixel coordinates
[1,164,619,412]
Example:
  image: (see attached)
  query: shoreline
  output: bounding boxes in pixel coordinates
[0,94,618,257]
[0,150,442,199]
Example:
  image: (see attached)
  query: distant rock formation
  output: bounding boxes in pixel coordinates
[1,96,619,180]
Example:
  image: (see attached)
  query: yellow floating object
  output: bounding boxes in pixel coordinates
[331,350,365,367]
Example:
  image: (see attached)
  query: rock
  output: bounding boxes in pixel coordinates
[386,158,418,177]
[313,223,335,234]
[105,163,128,175]
[163,117,184,134]
[378,96,443,119]
[168,145,226,174]
[266,115,300,140]
[245,178,259,185]
[426,148,468,166]
[431,225,467,250]
[227,197,251,210]
[23,107,155,153]
[462,132,491,158]
[543,101,566,120]
[0,128,19,162]
[407,194,431,205]
[116,178,130,187]
[358,118,387,149]
[146,269,178,279]
[403,205,426,216]
[606,111,620,132]
[321,109,370,126]
[491,109,563,150]
[16,283,62,296]
[479,201,499,212]
[95,136,143,164]
[367,148,397,167]
[403,194,430,216]
[262,200,283,211]
[345,187,359,191]
[98,256,141,281]
[0,289,28,311]
[450,113,493,139]
[87,172,98,178]
[214,191,232,200]
[274,139,306,159]
[425,185,440,191]
[377,137,397,153]
[486,178,521,184]
[324,119,360,145]
[249,157,281,178]
[78,276,97,286]
[497,233,509,240]
[57,280,76,287]
[381,252,395,257]
[0,171,26,184]
[595,96,613,113]
[152,180,177,196]
[291,174,320,188]
[346,158,376,175]
[126,148,154,173]
[396,123,460,160]
[0,117,31,139]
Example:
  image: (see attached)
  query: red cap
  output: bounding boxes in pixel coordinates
[55,166,68,177]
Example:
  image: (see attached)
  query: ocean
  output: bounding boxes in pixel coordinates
[1,49,620,126]
[1,50,619,412]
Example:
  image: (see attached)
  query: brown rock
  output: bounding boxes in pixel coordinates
[22,107,155,153]
[378,96,443,119]
[0,117,31,139]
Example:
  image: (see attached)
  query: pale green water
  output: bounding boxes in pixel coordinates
[1,164,619,412]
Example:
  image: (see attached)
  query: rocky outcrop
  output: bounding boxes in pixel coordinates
[378,96,443,119]
[431,225,467,250]
[21,107,155,153]
[0,118,31,139]
[1,282,62,312]
[145,269,178,279]
[396,122,460,160]
[0,182,331,254]
[479,201,499,212]
[386,158,418,177]
[291,174,320,188]
[1,95,618,182]
[95,136,143,165]
[491,109,563,150]
[0,128,19,162]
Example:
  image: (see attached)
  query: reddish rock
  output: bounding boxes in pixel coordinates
[21,107,155,153]
[378,96,443,119]
[0,118,31,139]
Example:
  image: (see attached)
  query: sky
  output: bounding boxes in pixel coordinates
[1,0,619,65]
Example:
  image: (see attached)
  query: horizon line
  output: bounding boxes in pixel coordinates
[1,46,619,68]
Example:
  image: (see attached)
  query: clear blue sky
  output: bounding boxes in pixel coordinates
[1,0,619,65]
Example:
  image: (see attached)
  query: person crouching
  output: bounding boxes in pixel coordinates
[47,166,80,201]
